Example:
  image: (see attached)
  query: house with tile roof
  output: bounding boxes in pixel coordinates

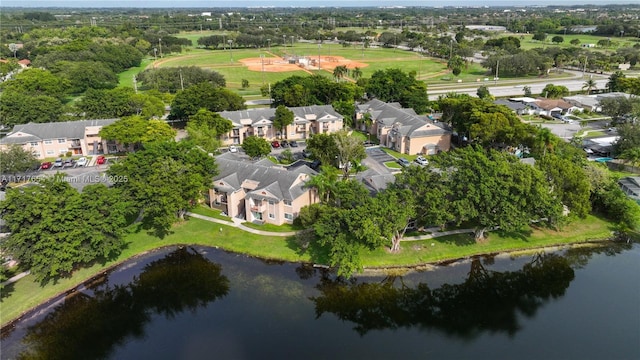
[0,119,120,160]
[356,99,451,155]
[218,105,343,145]
[209,153,318,225]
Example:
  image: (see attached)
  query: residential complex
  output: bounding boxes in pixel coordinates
[356,99,451,155]
[209,153,318,225]
[218,105,344,145]
[0,119,118,160]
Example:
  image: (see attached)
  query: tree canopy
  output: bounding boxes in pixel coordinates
[169,82,246,120]
[99,116,176,149]
[0,178,132,283]
[365,68,430,113]
[107,141,217,237]
[241,135,271,158]
[136,66,226,93]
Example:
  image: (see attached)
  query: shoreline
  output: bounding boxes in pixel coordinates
[0,236,619,333]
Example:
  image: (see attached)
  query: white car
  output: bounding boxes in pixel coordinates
[76,157,87,167]
[229,145,238,153]
[415,156,429,166]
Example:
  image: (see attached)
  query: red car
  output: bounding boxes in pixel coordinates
[40,161,53,170]
[96,155,106,165]
[271,141,280,148]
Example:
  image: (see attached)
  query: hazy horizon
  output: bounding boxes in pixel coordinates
[2,1,639,8]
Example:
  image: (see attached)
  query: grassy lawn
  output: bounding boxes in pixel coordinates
[189,205,232,221]
[118,58,152,87]
[500,33,638,52]
[382,147,418,161]
[242,221,303,232]
[385,161,401,169]
[360,214,615,267]
[0,213,617,327]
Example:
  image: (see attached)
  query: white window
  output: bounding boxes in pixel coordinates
[269,213,275,219]
[283,200,292,206]
[284,213,293,221]
[32,152,41,158]
[59,149,67,154]
[30,142,38,146]
[46,150,54,155]
[57,139,66,144]
[44,140,53,145]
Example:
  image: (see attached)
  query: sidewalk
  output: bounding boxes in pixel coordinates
[186,212,474,240]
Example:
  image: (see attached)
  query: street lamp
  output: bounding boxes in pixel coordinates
[153,47,157,61]
[228,39,233,62]
[267,38,271,52]
[158,38,162,58]
[282,34,286,47]
[317,42,321,70]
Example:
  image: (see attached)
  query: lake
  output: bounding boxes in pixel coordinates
[2,242,639,359]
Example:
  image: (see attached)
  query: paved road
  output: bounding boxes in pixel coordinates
[427,69,609,100]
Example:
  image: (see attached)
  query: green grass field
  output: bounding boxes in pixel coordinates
[499,32,639,51]
[0,213,616,328]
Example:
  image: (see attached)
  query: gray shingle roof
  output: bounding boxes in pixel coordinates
[0,119,117,145]
[214,154,316,201]
[360,99,450,138]
[218,105,343,128]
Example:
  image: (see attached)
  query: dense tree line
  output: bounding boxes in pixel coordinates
[136,66,226,93]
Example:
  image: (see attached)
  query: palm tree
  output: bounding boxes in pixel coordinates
[351,67,363,81]
[306,165,339,203]
[332,65,348,82]
[535,127,557,157]
[582,78,597,94]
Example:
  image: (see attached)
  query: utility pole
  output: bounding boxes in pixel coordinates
[449,39,453,59]
[228,40,233,62]
[267,38,271,52]
[158,38,162,58]
[260,54,265,84]
[582,56,588,78]
[494,59,499,85]
[179,69,184,91]
[318,43,321,70]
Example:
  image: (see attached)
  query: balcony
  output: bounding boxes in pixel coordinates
[69,140,82,148]
[250,202,266,212]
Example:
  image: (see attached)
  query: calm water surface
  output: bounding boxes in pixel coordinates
[2,242,639,360]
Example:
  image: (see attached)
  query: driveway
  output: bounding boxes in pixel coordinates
[361,146,395,176]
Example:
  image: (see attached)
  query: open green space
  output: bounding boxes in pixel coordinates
[1,214,616,328]
[118,58,152,87]
[500,32,638,51]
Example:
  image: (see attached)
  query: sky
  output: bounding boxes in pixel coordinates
[1,0,637,7]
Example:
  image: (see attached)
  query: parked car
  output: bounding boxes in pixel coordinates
[271,140,280,148]
[40,161,53,170]
[53,158,64,168]
[397,158,410,167]
[302,149,312,158]
[289,141,299,148]
[280,140,289,148]
[414,156,429,166]
[96,155,106,165]
[63,159,76,168]
[76,157,88,167]
[228,145,238,153]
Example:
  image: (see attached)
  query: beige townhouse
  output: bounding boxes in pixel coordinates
[209,153,318,225]
[0,119,119,160]
[356,99,451,155]
[218,105,344,145]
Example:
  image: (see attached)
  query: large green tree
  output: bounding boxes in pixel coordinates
[75,87,164,119]
[436,146,562,240]
[136,66,226,93]
[0,178,132,282]
[0,145,40,175]
[169,82,246,120]
[273,105,294,139]
[241,135,271,158]
[365,68,430,113]
[333,130,367,180]
[107,141,217,237]
[536,154,591,218]
[185,109,233,153]
[99,116,176,150]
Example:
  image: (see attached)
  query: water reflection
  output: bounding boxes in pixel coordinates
[311,253,575,337]
[17,247,229,360]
